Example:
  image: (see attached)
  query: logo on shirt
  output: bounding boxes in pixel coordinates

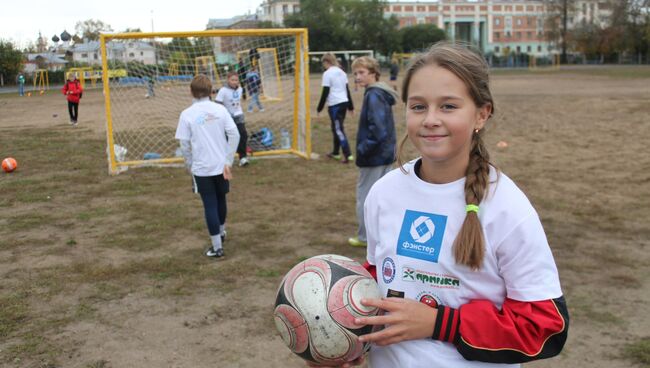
[396,210,447,263]
[402,266,460,289]
[416,291,441,308]
[381,257,396,284]
[194,113,218,126]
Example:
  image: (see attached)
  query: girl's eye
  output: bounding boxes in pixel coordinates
[441,104,457,111]
[410,104,426,112]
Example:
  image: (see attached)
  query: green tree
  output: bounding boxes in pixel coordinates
[285,0,401,56]
[399,24,446,53]
[544,0,577,62]
[285,0,350,51]
[344,0,401,55]
[75,19,114,41]
[0,40,24,85]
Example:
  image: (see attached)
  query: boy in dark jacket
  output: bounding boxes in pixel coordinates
[348,56,398,247]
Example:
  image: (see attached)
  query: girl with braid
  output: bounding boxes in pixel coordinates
[335,43,569,368]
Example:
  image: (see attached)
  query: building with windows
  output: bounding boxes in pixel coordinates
[71,41,156,65]
[256,0,614,57]
[258,0,301,25]
[383,1,549,56]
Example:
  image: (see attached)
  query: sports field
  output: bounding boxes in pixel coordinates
[1,65,649,367]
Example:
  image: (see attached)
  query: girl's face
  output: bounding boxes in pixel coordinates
[227,75,239,89]
[353,67,375,88]
[405,64,490,179]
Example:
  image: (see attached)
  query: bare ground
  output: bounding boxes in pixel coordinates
[1,66,649,368]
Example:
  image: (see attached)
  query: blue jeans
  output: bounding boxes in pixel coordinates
[248,92,264,112]
[18,84,24,96]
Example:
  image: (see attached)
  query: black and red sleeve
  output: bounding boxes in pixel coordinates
[363,261,377,281]
[431,297,569,364]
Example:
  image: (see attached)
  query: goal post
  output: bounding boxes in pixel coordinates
[100,28,311,175]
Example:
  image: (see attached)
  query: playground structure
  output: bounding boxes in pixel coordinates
[66,67,100,89]
[32,69,49,94]
[529,53,561,70]
[392,52,415,69]
[194,56,221,85]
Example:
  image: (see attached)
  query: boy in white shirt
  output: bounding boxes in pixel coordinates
[216,71,250,167]
[316,53,354,163]
[175,75,240,258]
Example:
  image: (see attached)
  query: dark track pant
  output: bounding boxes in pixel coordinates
[68,101,79,122]
[328,102,351,157]
[194,175,229,236]
[234,115,248,159]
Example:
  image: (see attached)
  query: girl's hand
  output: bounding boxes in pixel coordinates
[356,298,437,346]
[306,354,365,368]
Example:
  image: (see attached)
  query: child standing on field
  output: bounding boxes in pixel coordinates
[17,73,25,96]
[317,53,354,164]
[347,56,397,248]
[245,66,264,113]
[339,43,569,368]
[62,74,83,126]
[216,71,250,167]
[175,75,240,258]
[389,57,399,91]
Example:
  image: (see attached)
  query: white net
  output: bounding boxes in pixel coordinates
[100,29,310,174]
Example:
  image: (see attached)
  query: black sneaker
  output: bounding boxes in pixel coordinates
[206,247,224,258]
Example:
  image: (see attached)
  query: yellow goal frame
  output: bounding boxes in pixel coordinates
[100,28,311,174]
[32,69,49,94]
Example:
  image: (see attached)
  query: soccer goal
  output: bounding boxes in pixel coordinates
[100,29,311,174]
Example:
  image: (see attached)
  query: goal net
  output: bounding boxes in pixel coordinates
[99,29,311,174]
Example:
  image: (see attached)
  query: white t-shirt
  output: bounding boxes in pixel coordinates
[321,66,349,106]
[175,98,240,176]
[364,160,562,368]
[215,86,244,117]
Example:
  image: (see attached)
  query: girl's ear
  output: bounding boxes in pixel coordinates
[475,103,492,130]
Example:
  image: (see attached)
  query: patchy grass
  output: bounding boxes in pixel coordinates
[1,67,649,367]
[623,337,650,366]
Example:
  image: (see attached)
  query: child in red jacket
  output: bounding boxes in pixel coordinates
[62,74,83,126]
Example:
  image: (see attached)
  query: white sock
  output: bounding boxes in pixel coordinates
[220,224,226,236]
[210,234,222,250]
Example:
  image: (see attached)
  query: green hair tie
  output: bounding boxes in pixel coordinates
[466,204,479,213]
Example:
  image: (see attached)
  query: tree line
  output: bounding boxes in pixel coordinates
[546,0,650,63]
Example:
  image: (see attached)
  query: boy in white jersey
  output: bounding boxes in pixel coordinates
[175,75,240,258]
[316,53,354,164]
[216,71,250,167]
[333,43,569,368]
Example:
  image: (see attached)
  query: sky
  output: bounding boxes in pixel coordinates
[1,0,264,49]
[1,0,427,49]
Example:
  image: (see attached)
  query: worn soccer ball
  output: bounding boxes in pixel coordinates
[2,157,18,173]
[274,254,381,366]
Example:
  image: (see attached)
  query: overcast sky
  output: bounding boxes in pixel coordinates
[1,0,263,48]
[1,0,426,49]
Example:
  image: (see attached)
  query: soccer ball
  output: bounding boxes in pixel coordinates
[274,254,381,366]
[2,157,18,173]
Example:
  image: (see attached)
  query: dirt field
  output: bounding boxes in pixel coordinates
[1,66,649,368]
